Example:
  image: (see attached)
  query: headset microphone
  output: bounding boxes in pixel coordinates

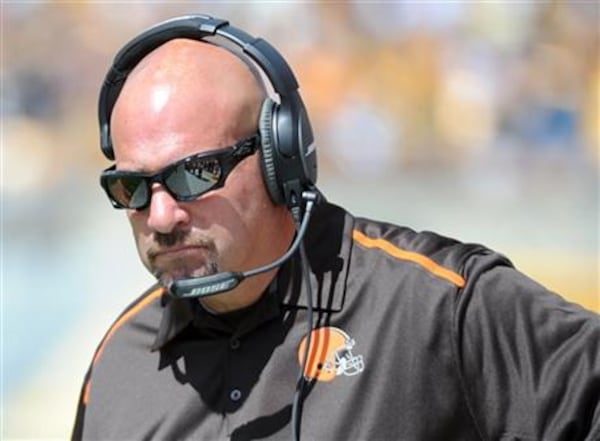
[168,191,318,299]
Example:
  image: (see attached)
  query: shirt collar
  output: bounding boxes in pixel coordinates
[280,201,354,312]
[151,294,195,351]
[152,280,283,351]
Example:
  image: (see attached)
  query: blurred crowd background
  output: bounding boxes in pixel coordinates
[2,1,598,439]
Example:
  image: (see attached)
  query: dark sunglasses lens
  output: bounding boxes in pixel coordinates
[164,158,222,199]
[107,176,149,209]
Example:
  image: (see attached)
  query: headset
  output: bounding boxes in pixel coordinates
[98,14,317,211]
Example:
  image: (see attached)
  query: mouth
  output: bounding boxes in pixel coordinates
[144,234,219,284]
[150,245,207,260]
[148,243,219,286]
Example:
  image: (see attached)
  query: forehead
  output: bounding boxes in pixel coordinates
[109,41,264,172]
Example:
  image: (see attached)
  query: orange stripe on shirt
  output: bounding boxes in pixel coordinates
[352,230,466,288]
[83,286,164,404]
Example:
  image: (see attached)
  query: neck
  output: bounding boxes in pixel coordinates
[198,210,296,314]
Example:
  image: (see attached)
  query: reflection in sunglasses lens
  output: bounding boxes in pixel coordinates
[110,177,148,208]
[165,159,222,198]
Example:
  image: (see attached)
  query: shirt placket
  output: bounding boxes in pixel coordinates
[223,331,245,413]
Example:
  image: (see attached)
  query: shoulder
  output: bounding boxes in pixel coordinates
[350,213,508,290]
[90,284,165,365]
[104,284,165,336]
[74,284,165,427]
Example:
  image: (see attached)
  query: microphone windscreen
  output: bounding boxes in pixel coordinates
[169,271,244,299]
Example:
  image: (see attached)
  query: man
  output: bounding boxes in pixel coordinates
[73,15,599,441]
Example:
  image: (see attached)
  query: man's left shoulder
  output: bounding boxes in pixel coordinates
[350,216,508,287]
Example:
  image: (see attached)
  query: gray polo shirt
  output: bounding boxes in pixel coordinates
[73,202,600,440]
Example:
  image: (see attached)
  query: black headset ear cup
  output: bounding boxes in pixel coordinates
[258,97,284,205]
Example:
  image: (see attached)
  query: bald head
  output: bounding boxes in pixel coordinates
[110,39,266,165]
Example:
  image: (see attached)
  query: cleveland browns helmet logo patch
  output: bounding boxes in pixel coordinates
[297,327,365,382]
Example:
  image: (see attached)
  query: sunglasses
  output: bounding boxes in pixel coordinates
[100,134,260,210]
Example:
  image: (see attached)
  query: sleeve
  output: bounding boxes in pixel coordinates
[454,253,600,441]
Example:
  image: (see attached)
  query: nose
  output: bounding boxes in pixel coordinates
[146,184,190,234]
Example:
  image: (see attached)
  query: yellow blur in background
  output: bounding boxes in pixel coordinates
[2,2,598,439]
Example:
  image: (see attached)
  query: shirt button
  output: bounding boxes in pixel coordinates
[230,338,241,350]
[230,388,242,402]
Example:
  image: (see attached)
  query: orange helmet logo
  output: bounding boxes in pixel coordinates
[297,327,365,382]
